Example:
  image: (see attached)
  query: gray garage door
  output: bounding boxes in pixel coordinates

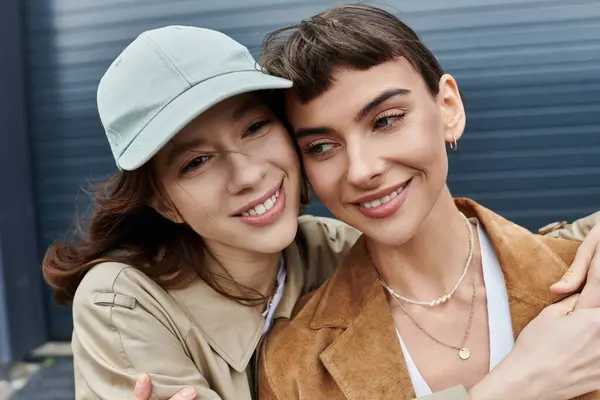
[23,0,600,339]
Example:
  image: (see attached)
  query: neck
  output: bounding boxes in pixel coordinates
[203,241,281,297]
[368,188,480,301]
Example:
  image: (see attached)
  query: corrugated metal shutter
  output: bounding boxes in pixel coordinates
[24,0,600,339]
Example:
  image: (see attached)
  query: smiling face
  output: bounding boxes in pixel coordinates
[152,93,302,256]
[287,58,465,246]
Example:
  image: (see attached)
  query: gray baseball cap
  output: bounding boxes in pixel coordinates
[97,26,293,170]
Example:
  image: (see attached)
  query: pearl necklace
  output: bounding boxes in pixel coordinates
[378,212,474,307]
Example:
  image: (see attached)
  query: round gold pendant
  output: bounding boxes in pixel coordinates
[458,347,471,360]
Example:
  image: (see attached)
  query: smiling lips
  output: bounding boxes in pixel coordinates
[241,190,280,216]
[355,179,411,219]
[235,183,286,227]
[234,177,408,226]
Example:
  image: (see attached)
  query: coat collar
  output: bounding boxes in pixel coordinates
[315,237,415,398]
[311,198,575,399]
[168,241,305,373]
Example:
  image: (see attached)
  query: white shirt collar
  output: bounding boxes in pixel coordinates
[262,257,287,333]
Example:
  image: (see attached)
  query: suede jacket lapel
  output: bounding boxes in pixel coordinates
[311,237,416,399]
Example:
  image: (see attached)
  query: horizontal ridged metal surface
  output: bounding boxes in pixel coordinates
[23,0,600,338]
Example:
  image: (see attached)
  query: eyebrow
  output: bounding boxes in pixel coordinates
[294,88,411,138]
[166,138,206,167]
[294,126,334,138]
[355,88,411,122]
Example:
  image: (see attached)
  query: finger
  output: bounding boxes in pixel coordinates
[132,373,152,400]
[550,240,595,293]
[544,293,580,315]
[574,245,600,310]
[169,387,197,399]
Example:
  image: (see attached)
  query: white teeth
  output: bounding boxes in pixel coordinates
[360,185,406,208]
[240,189,281,217]
[255,204,267,215]
[265,198,274,210]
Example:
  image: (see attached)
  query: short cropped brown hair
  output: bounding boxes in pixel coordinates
[261,4,445,103]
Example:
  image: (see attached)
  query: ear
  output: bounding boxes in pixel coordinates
[149,196,185,224]
[437,74,466,145]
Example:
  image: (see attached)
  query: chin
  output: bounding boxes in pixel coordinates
[364,226,414,247]
[347,210,421,248]
[258,209,301,252]
[249,224,298,254]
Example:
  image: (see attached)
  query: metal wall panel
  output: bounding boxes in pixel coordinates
[22,0,600,339]
[0,0,48,359]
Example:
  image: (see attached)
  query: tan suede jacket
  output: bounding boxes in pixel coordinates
[71,210,596,400]
[258,200,600,400]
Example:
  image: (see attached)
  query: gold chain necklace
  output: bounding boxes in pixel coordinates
[386,272,477,360]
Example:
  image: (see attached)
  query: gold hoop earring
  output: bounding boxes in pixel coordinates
[449,135,458,151]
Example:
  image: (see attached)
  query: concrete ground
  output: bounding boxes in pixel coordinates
[0,363,42,400]
[0,342,73,400]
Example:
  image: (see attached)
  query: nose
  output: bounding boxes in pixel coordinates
[346,140,385,189]
[226,151,267,195]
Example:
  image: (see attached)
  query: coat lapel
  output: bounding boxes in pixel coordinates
[168,278,264,372]
[311,238,415,399]
[319,288,415,400]
[168,240,305,373]
[457,198,575,337]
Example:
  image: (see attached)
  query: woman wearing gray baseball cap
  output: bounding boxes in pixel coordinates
[42,25,360,400]
[41,25,600,400]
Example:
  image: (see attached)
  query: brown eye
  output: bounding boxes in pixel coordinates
[243,120,272,137]
[182,155,211,174]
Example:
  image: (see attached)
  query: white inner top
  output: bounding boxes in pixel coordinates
[262,257,287,333]
[396,219,515,397]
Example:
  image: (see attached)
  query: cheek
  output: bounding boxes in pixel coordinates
[403,113,450,199]
[304,157,344,208]
[165,181,221,225]
[422,118,449,174]
[399,112,448,170]
[262,128,301,174]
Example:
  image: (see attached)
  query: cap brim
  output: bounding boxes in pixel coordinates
[117,70,293,170]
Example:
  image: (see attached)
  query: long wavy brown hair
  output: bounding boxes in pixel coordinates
[43,92,310,305]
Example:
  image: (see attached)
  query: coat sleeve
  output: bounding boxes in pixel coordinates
[296,215,361,293]
[72,263,222,400]
[414,386,470,400]
[298,215,361,256]
[539,211,600,241]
